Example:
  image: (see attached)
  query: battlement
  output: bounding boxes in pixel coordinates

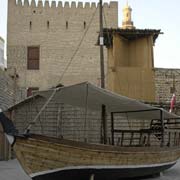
[10,0,117,9]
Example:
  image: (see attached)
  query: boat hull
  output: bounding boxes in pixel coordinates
[31,162,176,180]
[14,134,179,179]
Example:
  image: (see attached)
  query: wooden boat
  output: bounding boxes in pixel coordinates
[1,82,180,180]
[15,134,179,180]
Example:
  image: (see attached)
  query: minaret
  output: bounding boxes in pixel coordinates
[122,1,135,29]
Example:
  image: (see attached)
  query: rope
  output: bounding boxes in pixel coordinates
[57,7,98,84]
[24,89,57,133]
[31,94,44,134]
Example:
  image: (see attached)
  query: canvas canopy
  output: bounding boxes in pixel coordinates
[38,82,179,120]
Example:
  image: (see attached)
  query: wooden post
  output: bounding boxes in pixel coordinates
[168,132,171,147]
[139,132,143,146]
[160,110,164,147]
[102,105,107,144]
[147,132,150,146]
[121,132,124,146]
[111,112,114,145]
[130,132,134,146]
[174,132,177,146]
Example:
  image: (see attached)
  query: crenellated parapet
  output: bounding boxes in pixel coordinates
[17,0,22,6]
[9,0,117,9]
[24,0,29,6]
[37,0,43,7]
[31,0,36,7]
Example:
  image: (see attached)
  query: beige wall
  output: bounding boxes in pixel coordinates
[0,69,20,110]
[107,34,155,102]
[7,0,118,97]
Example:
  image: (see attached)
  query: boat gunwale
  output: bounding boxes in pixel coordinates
[15,133,180,154]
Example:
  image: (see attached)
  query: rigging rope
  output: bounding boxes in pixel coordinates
[57,7,98,84]
[24,89,57,133]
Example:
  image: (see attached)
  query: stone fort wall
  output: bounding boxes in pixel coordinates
[155,68,180,104]
[7,0,118,98]
[0,68,22,111]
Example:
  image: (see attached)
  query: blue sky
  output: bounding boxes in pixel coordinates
[0,0,180,68]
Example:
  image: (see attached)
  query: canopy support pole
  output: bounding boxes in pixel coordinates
[111,112,114,145]
[102,104,107,144]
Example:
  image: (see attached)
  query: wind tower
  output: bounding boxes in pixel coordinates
[122,2,135,29]
[103,3,161,102]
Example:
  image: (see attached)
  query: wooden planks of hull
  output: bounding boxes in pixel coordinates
[14,134,180,179]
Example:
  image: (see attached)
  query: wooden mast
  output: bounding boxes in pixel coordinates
[99,0,107,144]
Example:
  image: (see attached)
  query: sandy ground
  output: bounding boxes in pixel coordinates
[0,159,179,180]
[0,159,31,180]
[146,160,180,180]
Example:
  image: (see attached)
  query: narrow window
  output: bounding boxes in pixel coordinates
[84,21,86,29]
[30,21,32,30]
[66,21,68,29]
[27,87,39,97]
[27,46,40,70]
[47,21,50,29]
